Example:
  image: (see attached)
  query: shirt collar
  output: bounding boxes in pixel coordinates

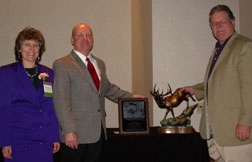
[74,49,94,64]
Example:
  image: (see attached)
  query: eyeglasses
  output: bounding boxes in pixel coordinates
[210,19,230,28]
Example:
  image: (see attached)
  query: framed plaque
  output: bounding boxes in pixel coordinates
[118,98,150,135]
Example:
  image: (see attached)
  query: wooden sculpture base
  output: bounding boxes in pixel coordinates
[157,126,195,134]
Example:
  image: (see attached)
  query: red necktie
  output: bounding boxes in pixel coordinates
[86,58,100,91]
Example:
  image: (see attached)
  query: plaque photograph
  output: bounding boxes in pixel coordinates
[118,98,149,135]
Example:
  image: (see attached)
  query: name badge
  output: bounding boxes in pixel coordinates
[43,82,53,97]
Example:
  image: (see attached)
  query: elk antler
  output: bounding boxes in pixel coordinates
[167,83,172,94]
[150,84,170,97]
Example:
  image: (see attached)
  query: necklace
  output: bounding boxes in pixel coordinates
[25,65,38,82]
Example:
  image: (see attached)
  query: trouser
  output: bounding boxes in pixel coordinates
[208,138,252,162]
[59,130,105,162]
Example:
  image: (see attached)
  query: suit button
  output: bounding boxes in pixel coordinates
[98,109,100,112]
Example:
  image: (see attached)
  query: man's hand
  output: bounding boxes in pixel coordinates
[133,94,145,98]
[180,86,195,96]
[236,124,251,141]
[65,132,78,149]
[2,146,13,159]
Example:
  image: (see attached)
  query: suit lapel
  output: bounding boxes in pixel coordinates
[17,62,40,104]
[208,33,237,81]
[205,50,215,82]
[71,51,98,93]
[94,56,104,92]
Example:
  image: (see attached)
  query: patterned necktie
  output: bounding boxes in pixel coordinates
[86,58,100,91]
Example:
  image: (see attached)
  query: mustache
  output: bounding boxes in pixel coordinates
[216,28,224,32]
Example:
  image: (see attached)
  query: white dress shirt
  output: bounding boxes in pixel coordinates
[74,50,101,80]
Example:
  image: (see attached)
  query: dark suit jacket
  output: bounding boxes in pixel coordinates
[0,62,59,147]
[53,50,132,144]
[193,33,252,146]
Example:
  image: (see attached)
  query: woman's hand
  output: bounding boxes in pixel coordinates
[2,146,13,159]
[53,142,60,153]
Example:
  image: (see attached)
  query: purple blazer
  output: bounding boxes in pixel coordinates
[0,61,59,148]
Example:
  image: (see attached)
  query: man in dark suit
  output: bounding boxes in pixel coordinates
[181,5,252,162]
[53,23,143,162]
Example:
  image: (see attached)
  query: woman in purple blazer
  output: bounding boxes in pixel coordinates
[0,27,60,162]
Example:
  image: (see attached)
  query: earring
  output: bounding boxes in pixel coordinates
[18,53,22,59]
[37,56,41,61]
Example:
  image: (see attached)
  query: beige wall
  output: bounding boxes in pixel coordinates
[1,0,251,130]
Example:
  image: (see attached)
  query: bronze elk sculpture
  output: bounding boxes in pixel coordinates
[150,84,195,120]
